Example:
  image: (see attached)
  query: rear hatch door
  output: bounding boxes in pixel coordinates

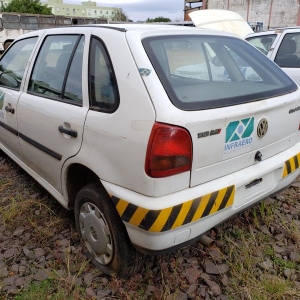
[139,30,300,187]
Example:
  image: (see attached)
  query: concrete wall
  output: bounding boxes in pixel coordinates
[228,0,249,20]
[270,0,299,28]
[208,0,300,30]
[248,0,272,29]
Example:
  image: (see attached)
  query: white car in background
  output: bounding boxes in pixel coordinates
[0,24,300,278]
[246,27,300,85]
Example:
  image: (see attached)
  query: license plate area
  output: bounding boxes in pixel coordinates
[234,172,275,208]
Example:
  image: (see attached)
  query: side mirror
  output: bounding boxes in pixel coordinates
[0,72,19,88]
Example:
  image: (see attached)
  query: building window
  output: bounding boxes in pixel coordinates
[73,8,75,14]
[106,11,108,14]
[56,7,60,12]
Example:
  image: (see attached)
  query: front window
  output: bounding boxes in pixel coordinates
[143,35,297,110]
[0,37,38,89]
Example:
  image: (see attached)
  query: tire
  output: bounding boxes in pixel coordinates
[74,183,143,278]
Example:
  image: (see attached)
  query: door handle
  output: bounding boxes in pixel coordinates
[58,125,77,137]
[5,106,15,114]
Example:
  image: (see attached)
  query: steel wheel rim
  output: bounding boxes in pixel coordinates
[79,201,113,265]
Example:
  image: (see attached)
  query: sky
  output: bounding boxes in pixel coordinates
[72,0,186,22]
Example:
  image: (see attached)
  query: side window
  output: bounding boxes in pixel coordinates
[275,33,300,68]
[246,34,277,55]
[0,37,38,89]
[20,16,39,30]
[29,35,84,105]
[89,37,119,112]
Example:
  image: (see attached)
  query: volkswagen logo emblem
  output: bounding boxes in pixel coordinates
[257,118,268,138]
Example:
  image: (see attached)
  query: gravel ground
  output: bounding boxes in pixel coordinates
[0,150,299,299]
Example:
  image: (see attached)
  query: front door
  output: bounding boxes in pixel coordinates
[0,36,38,159]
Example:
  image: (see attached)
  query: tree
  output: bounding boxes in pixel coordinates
[111,7,128,22]
[146,16,172,23]
[1,0,52,15]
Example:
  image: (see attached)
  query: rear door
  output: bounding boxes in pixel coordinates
[271,29,300,85]
[0,36,39,159]
[17,30,89,193]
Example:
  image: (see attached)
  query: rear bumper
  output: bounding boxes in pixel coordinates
[101,142,300,252]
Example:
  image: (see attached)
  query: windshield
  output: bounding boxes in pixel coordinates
[143,35,297,110]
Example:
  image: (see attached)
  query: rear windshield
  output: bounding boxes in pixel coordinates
[143,35,297,110]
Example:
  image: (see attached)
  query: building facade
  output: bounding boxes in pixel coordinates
[1,0,119,20]
[46,0,118,20]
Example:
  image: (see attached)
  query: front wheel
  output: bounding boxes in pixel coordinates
[74,183,142,278]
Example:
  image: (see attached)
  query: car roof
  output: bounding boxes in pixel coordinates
[246,26,300,38]
[78,23,238,35]
[16,23,243,41]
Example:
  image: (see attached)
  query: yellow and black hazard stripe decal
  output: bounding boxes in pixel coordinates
[282,153,300,178]
[111,185,235,233]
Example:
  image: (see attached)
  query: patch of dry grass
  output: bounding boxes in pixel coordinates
[220,200,300,300]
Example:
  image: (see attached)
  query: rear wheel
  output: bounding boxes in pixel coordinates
[74,183,142,278]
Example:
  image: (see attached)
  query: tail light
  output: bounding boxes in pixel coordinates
[145,122,192,178]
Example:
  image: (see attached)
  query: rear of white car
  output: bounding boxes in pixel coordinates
[1,25,299,278]
[99,28,300,253]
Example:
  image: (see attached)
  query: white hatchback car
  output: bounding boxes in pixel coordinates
[0,24,300,278]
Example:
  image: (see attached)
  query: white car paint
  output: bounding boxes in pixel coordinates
[0,25,299,255]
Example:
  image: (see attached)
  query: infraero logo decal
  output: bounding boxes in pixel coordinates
[224,117,254,153]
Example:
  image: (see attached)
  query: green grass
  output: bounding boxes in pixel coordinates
[15,278,87,300]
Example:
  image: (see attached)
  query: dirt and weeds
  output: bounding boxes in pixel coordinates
[0,150,299,299]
